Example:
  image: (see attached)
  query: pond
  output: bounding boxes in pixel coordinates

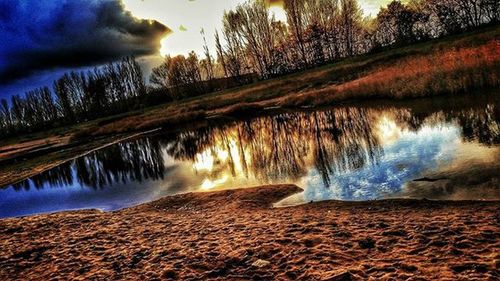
[0,95,499,218]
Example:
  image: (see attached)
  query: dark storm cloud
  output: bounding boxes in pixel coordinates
[0,0,170,85]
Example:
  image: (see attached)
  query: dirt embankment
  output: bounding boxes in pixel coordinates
[0,185,498,280]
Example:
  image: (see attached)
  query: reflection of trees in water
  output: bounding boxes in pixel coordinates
[12,138,165,190]
[10,102,499,191]
[74,139,165,188]
[389,104,499,146]
[12,163,74,191]
[166,128,217,162]
[456,104,499,145]
[167,107,383,187]
[167,103,498,187]
[306,109,382,186]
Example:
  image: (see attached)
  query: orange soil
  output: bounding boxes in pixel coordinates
[0,185,498,280]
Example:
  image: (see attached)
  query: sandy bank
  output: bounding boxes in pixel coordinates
[0,185,498,280]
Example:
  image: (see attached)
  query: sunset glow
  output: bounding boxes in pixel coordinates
[122,0,244,56]
[122,0,395,57]
[1,0,498,279]
[377,116,402,145]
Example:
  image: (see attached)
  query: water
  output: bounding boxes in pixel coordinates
[1,96,499,218]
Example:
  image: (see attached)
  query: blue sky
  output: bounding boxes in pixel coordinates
[0,0,168,99]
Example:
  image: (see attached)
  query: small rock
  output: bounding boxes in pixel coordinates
[378,222,389,228]
[382,229,407,237]
[252,259,270,268]
[358,237,376,249]
[285,271,298,279]
[396,263,418,272]
[162,269,178,279]
[303,237,322,247]
[322,271,358,281]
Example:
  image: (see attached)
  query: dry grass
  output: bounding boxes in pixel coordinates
[82,38,500,138]
[287,40,500,106]
[89,110,207,136]
[341,40,499,97]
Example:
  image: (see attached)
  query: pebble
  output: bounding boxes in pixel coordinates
[251,259,270,268]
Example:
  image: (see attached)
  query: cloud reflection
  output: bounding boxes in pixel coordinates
[303,125,460,202]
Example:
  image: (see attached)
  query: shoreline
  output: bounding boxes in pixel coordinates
[1,91,498,189]
[1,185,498,280]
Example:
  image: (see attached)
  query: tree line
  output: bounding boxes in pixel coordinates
[0,57,146,137]
[149,0,498,97]
[1,0,498,138]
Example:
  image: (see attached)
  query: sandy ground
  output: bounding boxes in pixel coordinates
[0,185,498,280]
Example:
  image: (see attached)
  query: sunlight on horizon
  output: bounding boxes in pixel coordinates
[122,0,245,57]
[122,0,398,57]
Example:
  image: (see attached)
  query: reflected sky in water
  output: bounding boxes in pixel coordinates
[301,125,460,202]
[1,97,499,218]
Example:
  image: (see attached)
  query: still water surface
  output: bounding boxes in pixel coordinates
[1,96,499,218]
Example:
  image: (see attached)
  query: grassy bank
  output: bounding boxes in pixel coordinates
[86,27,500,137]
[285,40,499,105]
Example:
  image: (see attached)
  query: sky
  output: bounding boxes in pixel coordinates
[0,0,397,100]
